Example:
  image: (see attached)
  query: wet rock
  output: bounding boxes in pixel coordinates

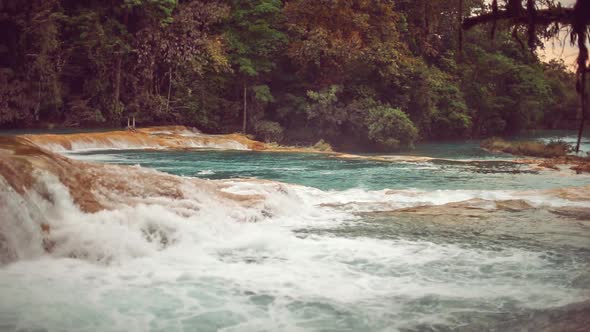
[495,199,534,211]
[571,161,590,174]
[371,199,534,218]
[550,207,590,220]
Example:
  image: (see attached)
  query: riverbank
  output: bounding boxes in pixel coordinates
[10,125,590,175]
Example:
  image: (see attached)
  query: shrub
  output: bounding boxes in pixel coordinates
[312,139,333,152]
[481,138,571,158]
[255,120,284,143]
[546,139,573,154]
[365,105,418,150]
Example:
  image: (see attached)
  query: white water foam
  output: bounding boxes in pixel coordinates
[184,139,248,151]
[39,138,166,153]
[1,169,589,331]
[225,183,588,214]
[34,134,249,154]
[0,177,45,264]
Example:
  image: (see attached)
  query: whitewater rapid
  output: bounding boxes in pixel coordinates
[20,126,253,153]
[1,134,590,331]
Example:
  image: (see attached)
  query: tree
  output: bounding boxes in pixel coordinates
[129,1,230,125]
[463,0,590,151]
[0,0,580,153]
[284,0,402,88]
[542,60,580,128]
[225,0,285,133]
[366,104,418,150]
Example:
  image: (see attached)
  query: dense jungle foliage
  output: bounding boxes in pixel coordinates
[0,0,583,150]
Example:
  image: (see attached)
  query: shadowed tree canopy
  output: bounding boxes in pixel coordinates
[0,0,584,151]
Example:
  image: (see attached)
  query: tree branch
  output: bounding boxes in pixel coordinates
[463,7,575,30]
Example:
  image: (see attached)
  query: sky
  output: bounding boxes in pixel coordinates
[538,0,582,69]
[479,0,584,69]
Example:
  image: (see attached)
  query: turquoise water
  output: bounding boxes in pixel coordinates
[72,148,590,191]
[68,130,590,191]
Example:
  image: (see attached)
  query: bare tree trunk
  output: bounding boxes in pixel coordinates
[156,74,160,95]
[114,57,122,106]
[242,82,248,134]
[423,1,430,46]
[458,0,464,61]
[200,80,205,111]
[113,13,128,113]
[113,30,121,108]
[166,67,173,113]
[576,70,586,153]
[35,77,42,121]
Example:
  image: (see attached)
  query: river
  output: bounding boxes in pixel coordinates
[0,130,589,331]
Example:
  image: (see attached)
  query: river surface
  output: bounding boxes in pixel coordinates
[1,132,590,331]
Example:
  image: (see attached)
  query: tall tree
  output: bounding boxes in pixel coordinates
[284,0,402,87]
[225,0,285,133]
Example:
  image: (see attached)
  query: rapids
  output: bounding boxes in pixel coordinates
[20,126,262,152]
[1,130,590,331]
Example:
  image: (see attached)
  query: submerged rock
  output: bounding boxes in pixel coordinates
[495,199,534,211]
[370,198,535,217]
[550,207,590,220]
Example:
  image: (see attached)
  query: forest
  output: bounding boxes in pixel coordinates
[0,0,584,150]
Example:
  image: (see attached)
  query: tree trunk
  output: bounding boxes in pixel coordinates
[166,67,173,113]
[423,2,430,46]
[35,77,42,121]
[200,80,205,111]
[114,57,122,107]
[458,0,463,61]
[576,70,586,153]
[113,13,128,113]
[242,82,248,134]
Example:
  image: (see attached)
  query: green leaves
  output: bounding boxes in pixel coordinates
[226,0,286,77]
[254,120,284,142]
[119,0,177,26]
[0,0,577,144]
[366,105,418,150]
[253,85,274,103]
